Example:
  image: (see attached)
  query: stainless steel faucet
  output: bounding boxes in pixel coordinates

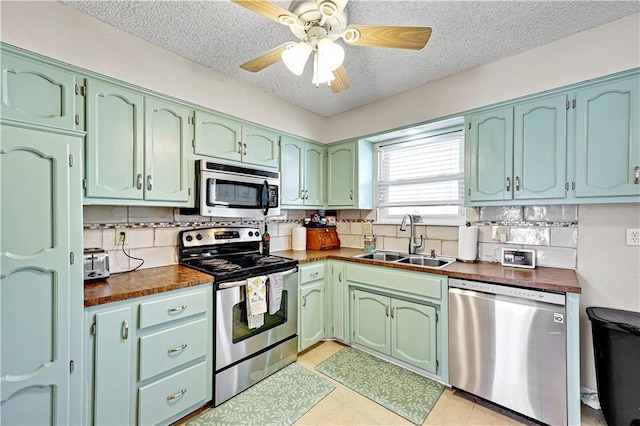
[399,214,424,254]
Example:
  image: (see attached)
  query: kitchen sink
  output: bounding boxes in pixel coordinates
[398,256,456,269]
[352,252,456,269]
[352,252,405,262]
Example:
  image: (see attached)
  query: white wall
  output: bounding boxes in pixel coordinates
[325,13,640,141]
[577,203,640,389]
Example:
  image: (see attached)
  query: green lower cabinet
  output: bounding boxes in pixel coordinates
[352,290,391,354]
[299,281,325,352]
[391,300,437,373]
[84,285,212,425]
[329,262,345,341]
[93,307,134,425]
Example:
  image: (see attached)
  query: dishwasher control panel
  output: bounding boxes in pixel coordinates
[449,278,566,306]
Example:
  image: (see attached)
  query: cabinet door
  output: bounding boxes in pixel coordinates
[193,110,242,162]
[1,125,82,425]
[304,142,325,207]
[574,75,640,198]
[513,94,568,200]
[0,52,79,130]
[330,263,345,341]
[241,125,279,168]
[299,281,325,352]
[144,97,191,202]
[467,107,514,202]
[93,307,133,425]
[280,136,305,206]
[326,141,355,207]
[352,290,390,354]
[85,79,145,199]
[391,300,437,373]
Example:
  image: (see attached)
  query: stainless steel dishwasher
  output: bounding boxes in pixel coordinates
[449,278,567,425]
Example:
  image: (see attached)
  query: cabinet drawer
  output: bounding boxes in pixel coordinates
[138,361,207,426]
[139,289,208,329]
[346,264,443,300]
[139,318,208,381]
[300,263,325,284]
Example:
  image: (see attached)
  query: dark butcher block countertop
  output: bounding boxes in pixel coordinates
[274,247,582,294]
[84,265,213,307]
[84,248,580,307]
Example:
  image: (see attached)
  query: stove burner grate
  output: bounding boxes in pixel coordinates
[201,258,230,266]
[211,263,241,271]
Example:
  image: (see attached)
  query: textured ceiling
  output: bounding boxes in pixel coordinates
[60,0,639,117]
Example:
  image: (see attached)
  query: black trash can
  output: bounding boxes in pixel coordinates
[586,307,640,426]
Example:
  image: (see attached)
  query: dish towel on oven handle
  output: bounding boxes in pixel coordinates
[267,272,284,315]
[246,276,267,329]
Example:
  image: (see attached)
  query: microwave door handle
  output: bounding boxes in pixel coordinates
[260,180,270,216]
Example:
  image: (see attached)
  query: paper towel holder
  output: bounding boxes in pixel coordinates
[457,222,479,263]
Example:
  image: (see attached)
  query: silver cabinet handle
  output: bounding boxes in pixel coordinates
[302,295,306,307]
[243,143,247,156]
[168,305,187,313]
[168,344,187,354]
[136,174,143,190]
[338,272,342,282]
[305,190,309,200]
[391,307,395,319]
[385,305,389,317]
[147,175,152,190]
[635,166,639,184]
[506,177,511,192]
[300,189,305,200]
[515,176,520,191]
[166,389,186,401]
[309,272,319,277]
[122,320,129,340]
[349,190,353,200]
[237,141,243,154]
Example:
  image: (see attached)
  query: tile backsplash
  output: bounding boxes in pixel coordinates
[84,205,579,274]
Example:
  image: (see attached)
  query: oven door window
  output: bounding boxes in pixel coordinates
[207,179,261,208]
[232,291,288,343]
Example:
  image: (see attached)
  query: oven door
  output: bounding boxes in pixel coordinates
[215,268,298,370]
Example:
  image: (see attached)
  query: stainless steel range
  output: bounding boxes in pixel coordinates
[179,226,298,406]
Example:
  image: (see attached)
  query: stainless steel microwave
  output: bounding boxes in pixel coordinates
[197,160,280,218]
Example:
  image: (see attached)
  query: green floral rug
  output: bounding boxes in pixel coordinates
[187,363,335,426]
[315,346,445,425]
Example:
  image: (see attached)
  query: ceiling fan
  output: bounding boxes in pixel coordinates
[232,0,432,93]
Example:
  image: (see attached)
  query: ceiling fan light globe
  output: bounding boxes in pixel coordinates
[317,37,345,71]
[282,42,312,76]
[312,51,336,85]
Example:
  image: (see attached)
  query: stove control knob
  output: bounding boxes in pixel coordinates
[185,235,193,242]
[248,231,254,237]
[196,234,203,241]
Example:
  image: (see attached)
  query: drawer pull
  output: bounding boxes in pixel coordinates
[168,305,187,314]
[166,388,187,401]
[168,344,188,354]
[309,272,319,277]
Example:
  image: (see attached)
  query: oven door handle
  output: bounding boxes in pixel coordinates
[217,267,298,289]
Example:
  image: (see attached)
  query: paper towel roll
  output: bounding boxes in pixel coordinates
[458,226,478,262]
[292,226,306,251]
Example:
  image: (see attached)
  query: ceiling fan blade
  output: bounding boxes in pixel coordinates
[345,25,432,50]
[240,43,292,72]
[232,0,299,25]
[331,65,350,93]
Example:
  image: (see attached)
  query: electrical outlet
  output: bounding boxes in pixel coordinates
[361,222,373,234]
[626,228,640,246]
[492,226,510,242]
[115,227,128,245]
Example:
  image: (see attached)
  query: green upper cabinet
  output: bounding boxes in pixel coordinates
[574,74,640,198]
[326,139,373,209]
[1,122,83,425]
[0,50,82,131]
[194,110,279,169]
[467,93,568,204]
[144,96,192,202]
[280,136,324,208]
[85,79,192,205]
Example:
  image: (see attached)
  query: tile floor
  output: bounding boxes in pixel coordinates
[179,340,608,426]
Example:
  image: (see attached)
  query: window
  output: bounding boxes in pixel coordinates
[375,118,465,225]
